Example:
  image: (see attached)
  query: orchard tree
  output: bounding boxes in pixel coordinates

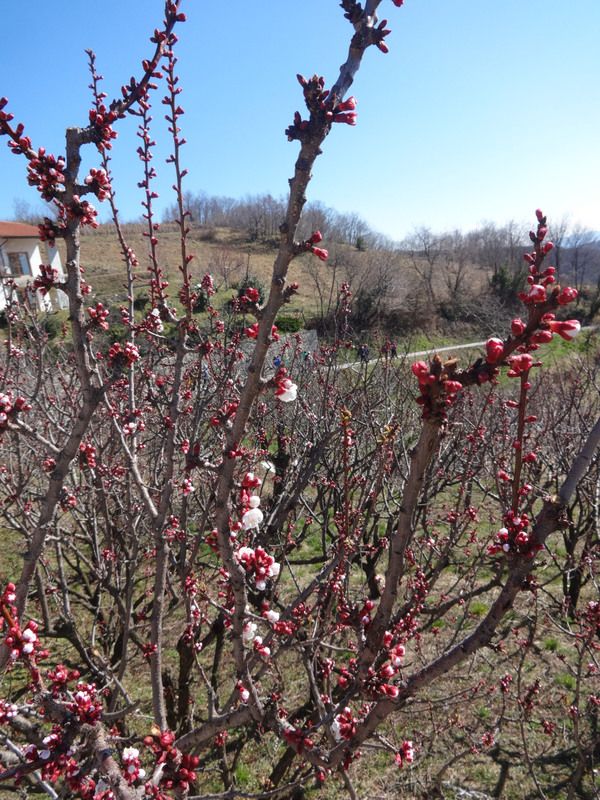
[0,2,598,800]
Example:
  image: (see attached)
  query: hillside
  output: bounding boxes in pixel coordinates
[49,220,600,342]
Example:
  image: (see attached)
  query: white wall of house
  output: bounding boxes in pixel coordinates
[0,234,65,313]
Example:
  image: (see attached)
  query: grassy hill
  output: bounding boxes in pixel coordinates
[71,223,320,317]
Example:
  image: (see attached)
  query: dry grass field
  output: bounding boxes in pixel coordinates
[70,224,318,316]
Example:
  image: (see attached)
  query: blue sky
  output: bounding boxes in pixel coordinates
[1,1,599,240]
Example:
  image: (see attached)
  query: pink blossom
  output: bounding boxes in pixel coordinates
[332,707,357,741]
[275,377,298,403]
[548,319,581,341]
[181,478,194,496]
[238,683,250,704]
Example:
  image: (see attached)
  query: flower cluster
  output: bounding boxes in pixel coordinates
[66,195,98,228]
[488,507,542,558]
[0,96,12,124]
[241,286,260,305]
[46,663,81,695]
[236,546,280,591]
[411,356,464,420]
[38,217,64,247]
[143,729,200,793]
[108,341,140,369]
[274,368,298,403]
[301,229,329,262]
[332,707,357,741]
[122,746,146,785]
[26,147,66,201]
[394,740,414,768]
[287,74,359,141]
[200,272,215,296]
[87,302,110,330]
[65,682,103,724]
[0,699,18,723]
[241,495,262,529]
[0,393,31,432]
[89,103,118,151]
[32,264,61,295]
[84,167,111,200]
[78,441,97,469]
[0,584,46,669]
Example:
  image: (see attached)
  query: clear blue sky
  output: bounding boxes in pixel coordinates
[1,1,599,240]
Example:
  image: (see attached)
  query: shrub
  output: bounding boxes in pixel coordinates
[0,5,597,800]
[275,314,303,333]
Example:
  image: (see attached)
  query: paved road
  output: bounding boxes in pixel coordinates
[337,325,597,372]
[336,340,487,371]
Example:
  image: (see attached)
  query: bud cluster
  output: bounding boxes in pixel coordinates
[299,229,329,262]
[286,75,358,142]
[235,545,280,591]
[0,393,31,432]
[84,167,111,200]
[143,729,200,792]
[32,264,61,295]
[87,302,110,331]
[108,341,140,369]
[89,103,119,151]
[26,148,66,201]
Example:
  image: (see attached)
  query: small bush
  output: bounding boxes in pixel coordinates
[108,323,128,344]
[133,292,149,311]
[193,289,209,313]
[197,226,217,242]
[40,314,61,340]
[275,315,303,333]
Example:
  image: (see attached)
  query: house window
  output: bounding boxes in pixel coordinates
[7,252,31,276]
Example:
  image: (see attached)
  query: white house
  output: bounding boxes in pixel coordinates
[0,221,67,313]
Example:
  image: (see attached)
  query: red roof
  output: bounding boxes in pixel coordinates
[0,222,40,239]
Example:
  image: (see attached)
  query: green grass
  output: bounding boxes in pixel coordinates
[555,672,576,691]
[543,637,559,652]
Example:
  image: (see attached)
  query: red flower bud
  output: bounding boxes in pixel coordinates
[333,111,357,126]
[337,96,357,112]
[485,337,504,364]
[557,286,578,305]
[411,361,430,383]
[511,318,526,336]
[531,330,553,344]
[311,247,329,262]
[526,284,546,304]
